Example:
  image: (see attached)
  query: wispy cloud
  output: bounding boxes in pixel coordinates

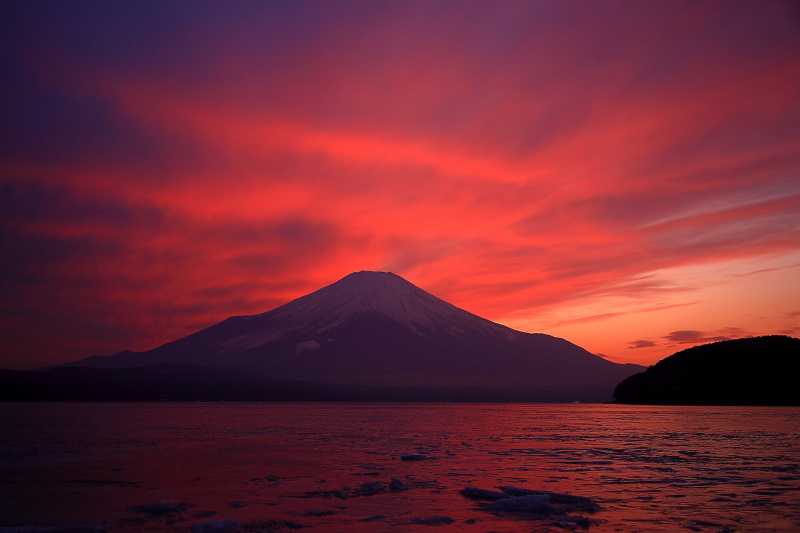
[628,340,658,349]
[627,326,756,353]
[662,327,751,346]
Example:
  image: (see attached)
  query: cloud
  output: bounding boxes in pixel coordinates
[662,331,711,344]
[2,2,800,368]
[661,328,751,346]
[628,340,657,349]
[630,324,758,351]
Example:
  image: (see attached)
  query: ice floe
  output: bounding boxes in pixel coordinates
[501,485,597,507]
[389,476,405,491]
[461,485,601,528]
[400,453,428,461]
[302,476,407,499]
[460,486,510,501]
[131,499,183,515]
[408,516,455,526]
[188,519,239,533]
[485,494,556,513]
[0,524,108,533]
[553,515,598,530]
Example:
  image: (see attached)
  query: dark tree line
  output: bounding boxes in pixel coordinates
[614,335,800,405]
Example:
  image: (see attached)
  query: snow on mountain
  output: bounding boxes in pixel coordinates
[220,271,516,352]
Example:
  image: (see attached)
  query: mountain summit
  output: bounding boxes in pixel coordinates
[229,270,518,346]
[60,271,643,401]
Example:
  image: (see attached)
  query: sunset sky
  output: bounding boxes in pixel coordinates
[2,1,799,370]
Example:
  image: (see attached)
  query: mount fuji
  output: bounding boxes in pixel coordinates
[50,271,643,401]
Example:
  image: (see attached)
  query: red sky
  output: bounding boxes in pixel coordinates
[2,1,799,369]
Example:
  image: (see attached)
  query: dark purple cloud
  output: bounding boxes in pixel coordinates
[628,340,658,350]
[662,329,751,346]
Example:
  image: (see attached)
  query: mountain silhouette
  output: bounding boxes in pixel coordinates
[46,271,643,401]
[614,335,800,405]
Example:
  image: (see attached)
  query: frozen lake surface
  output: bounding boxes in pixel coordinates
[1,403,798,532]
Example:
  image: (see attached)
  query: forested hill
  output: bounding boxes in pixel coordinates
[614,335,800,405]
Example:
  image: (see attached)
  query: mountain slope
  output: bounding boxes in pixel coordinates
[614,335,800,405]
[59,271,643,400]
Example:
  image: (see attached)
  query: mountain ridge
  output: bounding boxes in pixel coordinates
[49,270,644,401]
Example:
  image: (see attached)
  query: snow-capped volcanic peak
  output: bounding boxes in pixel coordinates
[56,269,644,398]
[231,271,516,343]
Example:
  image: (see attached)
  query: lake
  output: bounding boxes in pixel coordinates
[0,403,798,532]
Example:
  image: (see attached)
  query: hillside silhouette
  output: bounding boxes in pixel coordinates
[614,335,800,405]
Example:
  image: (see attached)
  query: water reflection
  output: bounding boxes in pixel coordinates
[0,403,798,532]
